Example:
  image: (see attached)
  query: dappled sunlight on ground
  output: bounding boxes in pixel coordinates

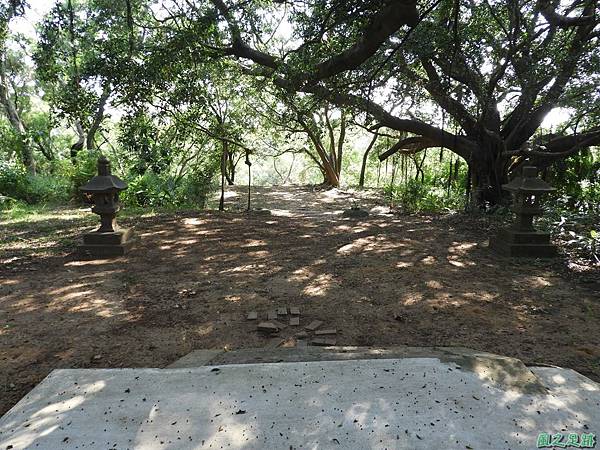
[1,185,600,417]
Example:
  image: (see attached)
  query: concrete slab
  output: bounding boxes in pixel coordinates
[165,350,223,369]
[199,346,547,393]
[1,358,599,449]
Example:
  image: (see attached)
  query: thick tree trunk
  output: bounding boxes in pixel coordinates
[468,142,508,209]
[323,165,340,187]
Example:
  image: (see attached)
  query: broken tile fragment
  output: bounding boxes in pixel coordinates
[289,307,300,316]
[271,320,287,330]
[311,338,337,346]
[305,320,323,331]
[257,322,279,333]
[295,331,309,339]
[314,329,336,335]
[265,337,285,348]
[290,317,300,326]
[246,311,258,320]
[267,310,277,320]
[280,337,296,348]
[277,307,288,316]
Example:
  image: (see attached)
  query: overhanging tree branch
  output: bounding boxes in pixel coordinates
[378,136,440,160]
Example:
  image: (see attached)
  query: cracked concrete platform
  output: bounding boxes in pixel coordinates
[1,355,600,449]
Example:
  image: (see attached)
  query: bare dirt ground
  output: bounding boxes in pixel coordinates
[1,185,599,416]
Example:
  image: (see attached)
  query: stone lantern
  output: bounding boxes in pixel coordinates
[489,166,557,257]
[78,156,135,257]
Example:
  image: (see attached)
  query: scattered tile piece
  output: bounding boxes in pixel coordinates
[315,329,336,335]
[311,338,337,346]
[290,317,300,326]
[305,320,323,331]
[271,320,287,330]
[280,338,296,348]
[295,331,309,339]
[289,307,300,316]
[246,311,258,320]
[267,310,277,320]
[265,337,285,348]
[257,322,279,333]
[277,307,288,316]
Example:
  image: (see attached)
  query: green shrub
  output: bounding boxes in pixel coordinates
[67,151,102,201]
[121,172,173,207]
[384,178,464,213]
[540,195,600,263]
[0,161,28,201]
[0,161,70,205]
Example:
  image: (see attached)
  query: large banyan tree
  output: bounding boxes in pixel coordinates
[154,0,599,206]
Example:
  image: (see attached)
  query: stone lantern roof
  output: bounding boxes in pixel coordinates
[502,166,556,194]
[80,156,127,193]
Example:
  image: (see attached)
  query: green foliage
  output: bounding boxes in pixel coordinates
[0,161,69,205]
[540,197,600,263]
[120,169,216,209]
[548,150,600,212]
[118,110,173,175]
[384,179,464,213]
[66,151,102,201]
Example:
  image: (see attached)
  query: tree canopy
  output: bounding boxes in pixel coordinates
[0,0,598,208]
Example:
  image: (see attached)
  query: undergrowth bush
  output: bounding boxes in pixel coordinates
[384,179,465,213]
[0,161,70,205]
[540,195,600,264]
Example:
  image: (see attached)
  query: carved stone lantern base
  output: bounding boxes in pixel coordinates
[489,228,557,257]
[78,228,136,258]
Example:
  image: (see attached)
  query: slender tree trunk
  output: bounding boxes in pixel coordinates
[71,121,85,164]
[226,151,235,185]
[0,56,35,174]
[358,134,378,188]
[85,86,110,151]
[219,142,227,211]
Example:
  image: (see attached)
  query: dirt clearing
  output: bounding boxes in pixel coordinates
[1,185,599,415]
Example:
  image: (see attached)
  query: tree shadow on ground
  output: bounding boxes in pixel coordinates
[1,186,599,416]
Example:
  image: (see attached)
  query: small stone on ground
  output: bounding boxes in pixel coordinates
[271,320,287,330]
[311,338,337,346]
[265,337,286,348]
[305,320,323,331]
[277,307,288,316]
[314,329,336,335]
[257,322,279,333]
[290,317,300,326]
[247,311,258,320]
[290,307,300,316]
